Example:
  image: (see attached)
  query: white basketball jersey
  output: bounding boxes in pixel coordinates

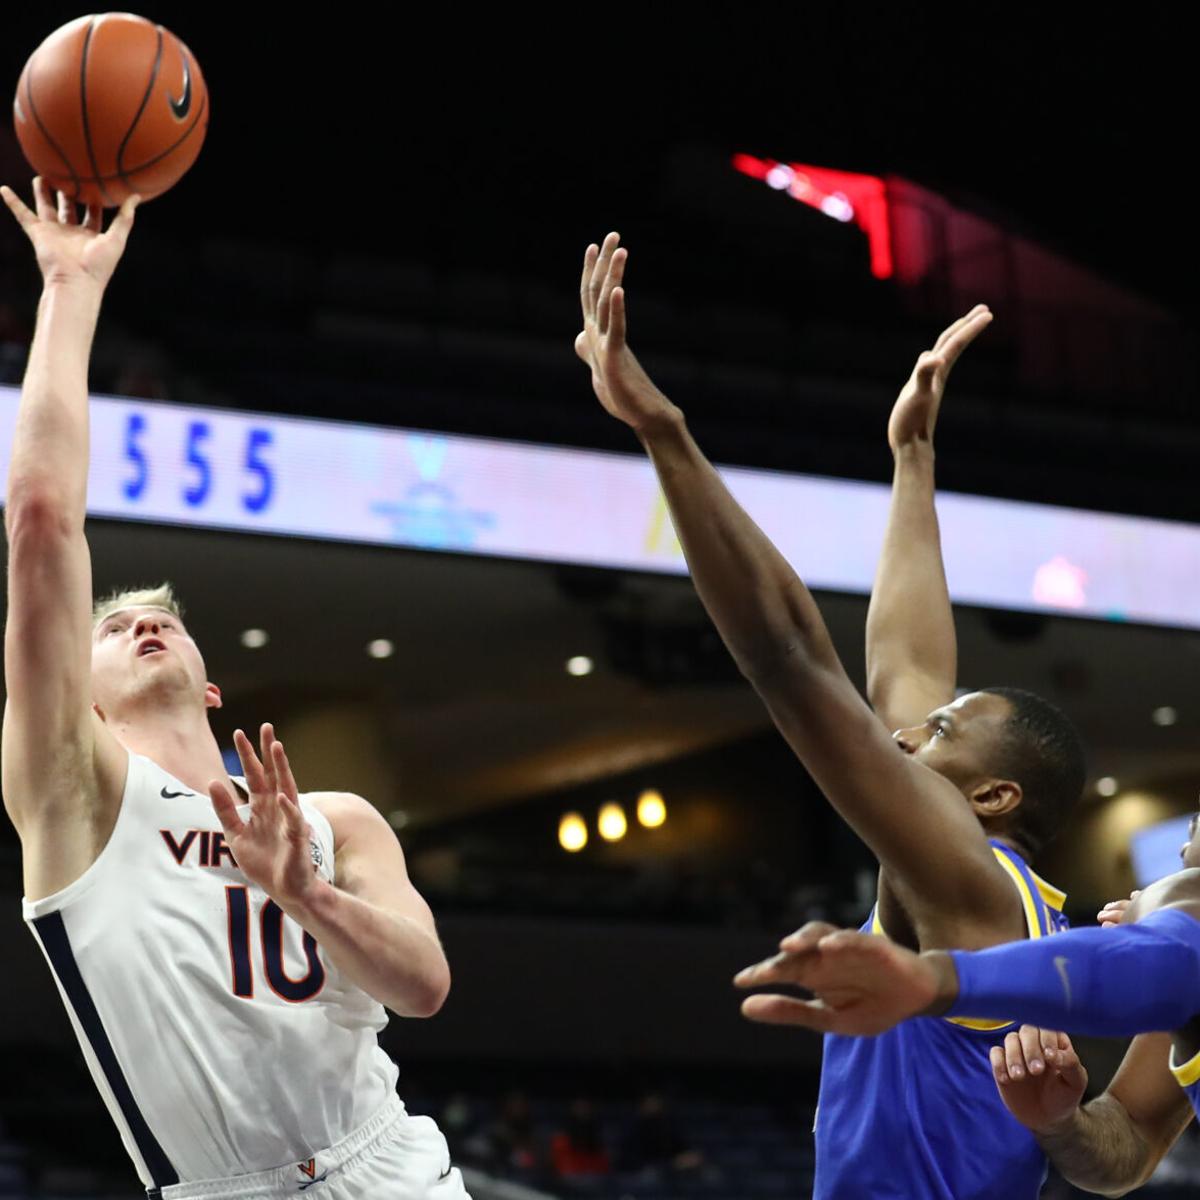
[22,751,399,1190]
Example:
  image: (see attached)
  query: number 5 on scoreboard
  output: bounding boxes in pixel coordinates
[243,428,274,514]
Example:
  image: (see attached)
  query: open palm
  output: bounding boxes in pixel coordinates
[0,177,138,289]
[209,724,317,907]
[888,305,992,452]
[574,231,678,433]
[735,925,941,1036]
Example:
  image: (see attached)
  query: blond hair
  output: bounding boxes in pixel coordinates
[92,583,184,629]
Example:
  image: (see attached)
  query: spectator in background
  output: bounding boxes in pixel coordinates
[475,1090,545,1181]
[551,1099,610,1181]
[622,1093,705,1178]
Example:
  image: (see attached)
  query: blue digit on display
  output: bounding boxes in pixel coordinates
[184,421,212,507]
[123,412,148,501]
[243,428,274,513]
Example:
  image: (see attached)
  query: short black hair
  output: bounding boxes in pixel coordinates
[980,687,1086,855]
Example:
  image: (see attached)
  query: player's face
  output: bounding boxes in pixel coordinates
[893,692,1014,794]
[90,606,214,715]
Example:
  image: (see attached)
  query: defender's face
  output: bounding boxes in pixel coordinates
[892,691,1014,793]
[91,606,211,713]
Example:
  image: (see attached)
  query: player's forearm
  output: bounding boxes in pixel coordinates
[637,410,839,684]
[933,911,1200,1036]
[6,280,103,522]
[280,878,451,1018]
[1036,1096,1158,1197]
[864,445,956,723]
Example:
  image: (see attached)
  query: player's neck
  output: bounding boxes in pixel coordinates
[107,705,229,797]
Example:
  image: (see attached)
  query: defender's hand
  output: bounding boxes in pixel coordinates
[0,177,138,290]
[733,923,948,1036]
[209,724,318,908]
[887,305,992,453]
[1098,892,1140,928]
[575,231,679,434]
[991,1026,1088,1135]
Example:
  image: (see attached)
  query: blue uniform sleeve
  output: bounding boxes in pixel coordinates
[946,908,1200,1036]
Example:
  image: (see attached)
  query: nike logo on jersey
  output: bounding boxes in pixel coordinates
[160,827,238,869]
[161,786,196,799]
[1053,955,1073,1007]
[168,52,192,120]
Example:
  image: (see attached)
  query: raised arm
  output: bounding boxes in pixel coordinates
[574,234,1016,936]
[865,308,991,731]
[1,182,136,891]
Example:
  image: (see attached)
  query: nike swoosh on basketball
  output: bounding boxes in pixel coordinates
[1053,955,1073,1007]
[168,53,192,120]
[160,786,196,799]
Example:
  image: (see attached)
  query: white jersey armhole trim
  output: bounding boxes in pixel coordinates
[22,747,134,919]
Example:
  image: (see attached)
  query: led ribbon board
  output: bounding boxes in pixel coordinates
[0,385,1193,629]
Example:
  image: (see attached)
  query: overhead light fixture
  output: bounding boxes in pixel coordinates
[240,628,268,649]
[1152,706,1178,727]
[598,803,628,842]
[566,655,594,677]
[367,639,395,659]
[637,789,667,828]
[1096,777,1119,797]
[558,812,588,852]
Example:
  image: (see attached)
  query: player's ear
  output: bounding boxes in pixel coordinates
[969,778,1022,818]
[205,682,222,711]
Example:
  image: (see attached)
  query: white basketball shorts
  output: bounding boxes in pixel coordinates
[147,1097,469,1200]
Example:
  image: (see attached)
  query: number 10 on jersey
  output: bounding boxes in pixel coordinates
[225,886,326,1002]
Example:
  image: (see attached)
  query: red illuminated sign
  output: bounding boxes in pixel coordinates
[732,154,893,279]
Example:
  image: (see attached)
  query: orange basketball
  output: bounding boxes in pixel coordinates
[13,13,208,207]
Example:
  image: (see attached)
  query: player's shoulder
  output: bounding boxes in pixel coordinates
[304,791,393,841]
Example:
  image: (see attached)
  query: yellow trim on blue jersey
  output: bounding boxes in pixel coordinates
[1030,870,1067,913]
[945,849,1048,1031]
[945,1013,1015,1031]
[993,849,1046,940]
[1170,1047,1200,1088]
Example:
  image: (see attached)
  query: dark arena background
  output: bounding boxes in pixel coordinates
[0,7,1196,1199]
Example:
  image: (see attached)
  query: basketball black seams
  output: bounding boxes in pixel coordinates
[27,57,81,198]
[116,25,163,184]
[79,17,116,207]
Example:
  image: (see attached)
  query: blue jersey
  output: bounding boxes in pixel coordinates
[814,842,1069,1200]
[1170,1048,1200,1121]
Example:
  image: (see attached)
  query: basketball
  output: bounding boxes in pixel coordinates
[13,13,208,208]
